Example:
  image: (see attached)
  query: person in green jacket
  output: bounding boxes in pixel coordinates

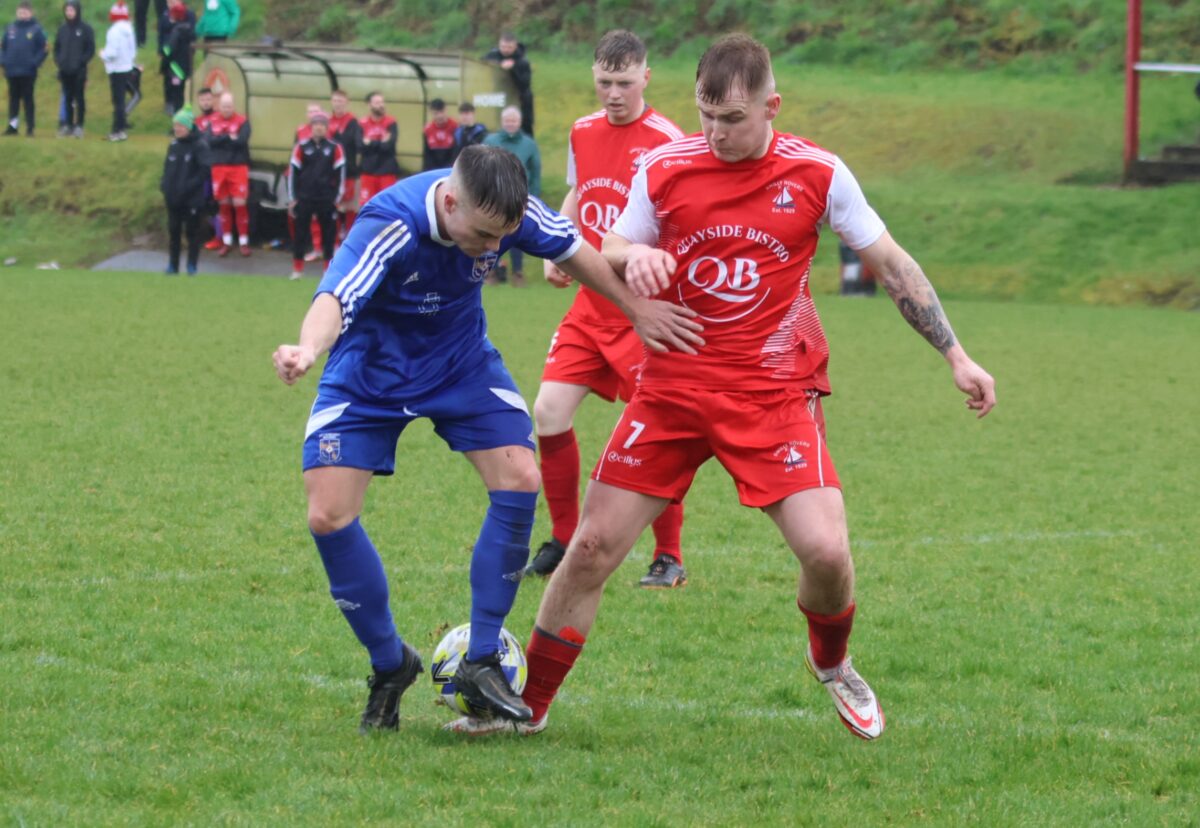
[195,0,238,43]
[483,106,541,286]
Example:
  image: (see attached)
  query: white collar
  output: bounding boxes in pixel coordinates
[425,177,454,247]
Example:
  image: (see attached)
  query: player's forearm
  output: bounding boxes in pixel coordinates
[600,233,636,277]
[560,243,638,314]
[878,252,958,357]
[299,292,344,358]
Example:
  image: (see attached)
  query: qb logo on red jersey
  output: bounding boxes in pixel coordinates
[683,256,771,322]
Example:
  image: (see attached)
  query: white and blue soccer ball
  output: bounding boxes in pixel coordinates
[431,623,527,715]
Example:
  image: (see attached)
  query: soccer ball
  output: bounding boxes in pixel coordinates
[430,623,527,715]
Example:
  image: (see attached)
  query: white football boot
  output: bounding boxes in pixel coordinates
[804,647,885,740]
[442,713,548,737]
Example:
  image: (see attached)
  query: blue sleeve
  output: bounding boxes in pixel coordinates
[316,211,416,332]
[512,195,583,263]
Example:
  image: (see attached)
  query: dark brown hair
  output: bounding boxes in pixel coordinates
[454,145,528,227]
[594,30,647,72]
[696,34,773,103]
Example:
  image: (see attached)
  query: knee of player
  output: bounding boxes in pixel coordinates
[307,504,357,536]
[796,536,852,578]
[567,528,622,573]
[507,462,541,494]
[532,395,571,434]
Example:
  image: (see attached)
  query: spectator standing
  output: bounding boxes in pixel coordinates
[293,102,327,261]
[327,88,361,237]
[134,0,165,47]
[357,91,399,206]
[204,90,252,255]
[421,97,457,171]
[53,1,93,138]
[483,106,540,286]
[99,1,135,141]
[195,86,224,251]
[3,1,49,137]
[482,31,533,137]
[288,110,345,280]
[452,100,486,160]
[194,0,238,44]
[160,2,194,115]
[160,107,211,275]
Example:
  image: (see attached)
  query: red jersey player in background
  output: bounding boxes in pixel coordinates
[204,91,252,256]
[194,86,225,252]
[525,30,690,589]
[448,34,996,739]
[358,91,400,206]
[327,88,362,238]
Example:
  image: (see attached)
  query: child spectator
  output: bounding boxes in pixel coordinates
[453,101,487,160]
[99,1,135,141]
[288,110,344,280]
[3,1,49,136]
[421,97,457,170]
[53,1,93,138]
[160,107,211,275]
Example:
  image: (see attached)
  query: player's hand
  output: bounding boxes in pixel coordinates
[625,245,677,298]
[950,356,996,418]
[273,344,317,385]
[544,259,572,288]
[631,299,704,355]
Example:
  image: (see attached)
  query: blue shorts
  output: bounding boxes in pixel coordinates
[302,354,535,475]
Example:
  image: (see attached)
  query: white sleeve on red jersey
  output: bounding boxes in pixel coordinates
[822,157,886,251]
[609,163,660,245]
[565,136,577,187]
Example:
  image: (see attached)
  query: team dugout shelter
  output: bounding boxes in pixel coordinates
[196,43,520,218]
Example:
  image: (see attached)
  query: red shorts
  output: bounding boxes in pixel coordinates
[592,385,840,508]
[541,312,642,403]
[211,164,249,201]
[360,174,398,206]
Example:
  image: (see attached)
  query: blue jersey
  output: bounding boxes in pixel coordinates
[315,171,582,403]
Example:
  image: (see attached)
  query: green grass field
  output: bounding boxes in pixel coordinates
[1,269,1197,825]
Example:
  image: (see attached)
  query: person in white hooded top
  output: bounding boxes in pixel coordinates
[99,1,135,140]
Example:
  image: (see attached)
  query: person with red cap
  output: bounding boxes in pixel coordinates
[99,1,135,141]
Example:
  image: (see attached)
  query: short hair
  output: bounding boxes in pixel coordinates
[500,31,517,43]
[696,34,774,103]
[594,30,647,72]
[453,145,528,227]
[331,88,348,99]
[198,87,213,97]
[17,0,32,9]
[366,90,383,104]
[458,101,475,113]
[429,98,446,111]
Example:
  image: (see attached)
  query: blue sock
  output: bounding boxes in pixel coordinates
[312,518,404,672]
[467,490,538,661]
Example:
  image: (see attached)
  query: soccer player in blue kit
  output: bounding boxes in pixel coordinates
[272,146,703,733]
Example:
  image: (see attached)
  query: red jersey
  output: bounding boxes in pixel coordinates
[611,131,886,393]
[205,111,251,166]
[423,118,458,150]
[295,123,313,143]
[195,109,215,132]
[566,106,684,325]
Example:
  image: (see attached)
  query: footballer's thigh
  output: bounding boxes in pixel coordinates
[304,466,375,534]
[537,481,669,637]
[763,488,855,615]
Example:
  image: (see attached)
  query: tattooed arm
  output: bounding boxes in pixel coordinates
[857,232,997,418]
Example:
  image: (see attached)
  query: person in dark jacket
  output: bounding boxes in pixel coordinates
[452,101,487,161]
[161,108,211,275]
[3,1,49,136]
[288,110,345,280]
[482,32,533,137]
[53,1,94,137]
[159,1,193,115]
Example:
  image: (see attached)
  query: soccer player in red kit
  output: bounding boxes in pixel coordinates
[327,88,362,237]
[358,91,400,206]
[525,30,691,589]
[205,91,252,256]
[448,34,996,739]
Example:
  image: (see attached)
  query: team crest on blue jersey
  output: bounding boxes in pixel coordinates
[318,433,342,464]
[471,251,499,282]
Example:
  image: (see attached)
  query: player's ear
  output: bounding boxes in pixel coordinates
[765,92,782,121]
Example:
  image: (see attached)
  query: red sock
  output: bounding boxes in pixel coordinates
[798,601,855,670]
[651,501,683,563]
[311,217,322,250]
[292,258,304,272]
[523,625,585,722]
[235,205,250,241]
[219,203,235,243]
[538,429,579,546]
